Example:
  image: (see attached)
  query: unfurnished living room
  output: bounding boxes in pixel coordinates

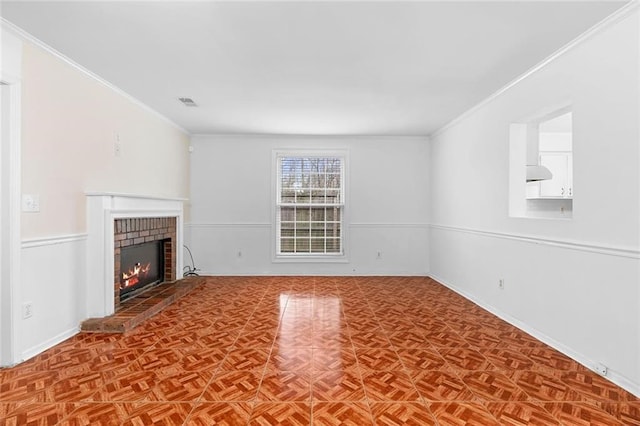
[1,1,639,424]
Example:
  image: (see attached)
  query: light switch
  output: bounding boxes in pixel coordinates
[22,194,40,212]
[114,132,122,157]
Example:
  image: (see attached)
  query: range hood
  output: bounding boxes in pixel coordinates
[526,165,552,182]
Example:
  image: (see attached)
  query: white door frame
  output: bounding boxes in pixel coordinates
[1,25,23,366]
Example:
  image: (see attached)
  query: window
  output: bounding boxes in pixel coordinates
[528,111,573,201]
[509,106,573,219]
[276,153,345,256]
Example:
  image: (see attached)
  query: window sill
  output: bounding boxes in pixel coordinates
[273,254,349,263]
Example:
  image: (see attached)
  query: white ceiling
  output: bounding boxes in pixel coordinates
[0,1,628,136]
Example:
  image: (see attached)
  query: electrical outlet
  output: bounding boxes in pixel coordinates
[499,279,505,290]
[595,362,608,376]
[237,249,242,258]
[23,302,33,319]
[376,250,382,259]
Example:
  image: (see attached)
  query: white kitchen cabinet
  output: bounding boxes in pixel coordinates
[539,152,573,198]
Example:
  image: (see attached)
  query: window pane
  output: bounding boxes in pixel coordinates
[326,173,341,188]
[326,222,340,236]
[296,208,310,221]
[281,220,295,229]
[326,189,340,204]
[326,159,341,173]
[311,225,325,238]
[281,207,295,221]
[326,207,341,222]
[311,208,325,221]
[311,190,325,204]
[310,239,325,252]
[281,239,295,253]
[281,190,295,204]
[310,173,324,188]
[326,238,341,253]
[281,174,294,188]
[296,227,310,238]
[281,228,294,238]
[296,238,310,252]
[296,190,310,204]
[313,158,327,173]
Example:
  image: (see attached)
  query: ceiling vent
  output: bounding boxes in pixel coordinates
[178,97,198,107]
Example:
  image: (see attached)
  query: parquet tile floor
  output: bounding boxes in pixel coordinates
[1,276,638,425]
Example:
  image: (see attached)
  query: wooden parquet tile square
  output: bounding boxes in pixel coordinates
[0,370,59,403]
[511,370,586,402]
[410,370,476,402]
[561,370,640,403]
[312,370,366,402]
[1,402,77,425]
[428,402,502,425]
[90,371,157,402]
[437,348,496,371]
[257,372,312,402]
[598,401,640,425]
[312,401,374,426]
[370,402,438,425]
[200,370,261,402]
[146,370,212,402]
[361,371,420,402]
[221,348,270,371]
[267,348,313,372]
[187,402,253,425]
[47,370,105,402]
[484,402,561,425]
[387,330,431,349]
[543,402,624,425]
[178,348,227,372]
[355,348,403,371]
[483,348,535,371]
[396,348,447,371]
[249,402,311,425]
[460,371,529,402]
[122,402,193,425]
[312,348,358,371]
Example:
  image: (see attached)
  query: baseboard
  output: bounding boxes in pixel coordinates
[195,271,430,277]
[429,273,640,398]
[20,326,79,362]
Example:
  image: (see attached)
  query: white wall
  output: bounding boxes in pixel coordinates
[21,237,86,360]
[429,9,639,395]
[188,135,429,276]
[20,42,191,239]
[10,32,191,363]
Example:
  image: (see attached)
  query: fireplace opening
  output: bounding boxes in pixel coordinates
[119,239,166,301]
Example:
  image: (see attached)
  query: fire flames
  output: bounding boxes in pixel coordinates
[121,262,151,290]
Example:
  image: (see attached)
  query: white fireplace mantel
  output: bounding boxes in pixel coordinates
[85,192,185,318]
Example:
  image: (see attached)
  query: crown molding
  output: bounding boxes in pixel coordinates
[0,18,190,136]
[430,1,639,139]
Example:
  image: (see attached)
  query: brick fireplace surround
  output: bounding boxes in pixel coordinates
[83,193,191,333]
[85,193,186,320]
[113,217,176,309]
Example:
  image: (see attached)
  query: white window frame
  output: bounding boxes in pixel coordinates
[272,150,349,263]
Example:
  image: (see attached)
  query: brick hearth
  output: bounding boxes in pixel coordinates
[81,276,204,333]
